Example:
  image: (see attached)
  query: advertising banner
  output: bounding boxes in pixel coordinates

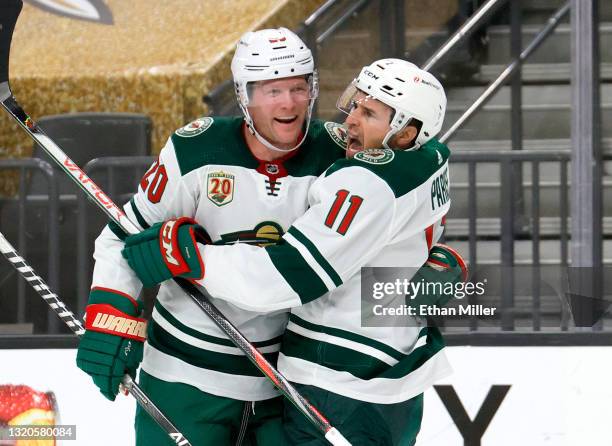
[2,346,611,445]
[419,346,612,446]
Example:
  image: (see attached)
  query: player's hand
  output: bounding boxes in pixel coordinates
[408,243,468,308]
[121,217,211,287]
[76,288,146,401]
[424,243,468,282]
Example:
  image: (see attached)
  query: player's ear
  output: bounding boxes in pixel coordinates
[394,125,418,149]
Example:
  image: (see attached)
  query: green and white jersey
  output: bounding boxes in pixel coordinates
[201,139,453,404]
[91,116,346,401]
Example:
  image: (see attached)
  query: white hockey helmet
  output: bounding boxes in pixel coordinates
[231,27,318,152]
[337,58,446,150]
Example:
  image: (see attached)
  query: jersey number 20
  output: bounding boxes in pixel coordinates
[325,189,363,236]
[140,161,168,204]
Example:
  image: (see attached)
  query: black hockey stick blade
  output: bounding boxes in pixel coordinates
[0,0,23,84]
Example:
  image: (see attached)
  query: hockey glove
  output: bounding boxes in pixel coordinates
[407,243,468,309]
[121,217,211,287]
[76,288,146,401]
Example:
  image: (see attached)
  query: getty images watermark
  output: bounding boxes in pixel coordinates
[361,265,612,328]
[372,276,491,316]
[360,267,495,327]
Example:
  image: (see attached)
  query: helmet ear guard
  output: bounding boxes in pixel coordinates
[381,110,411,150]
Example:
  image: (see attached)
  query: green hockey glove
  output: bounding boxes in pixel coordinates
[121,217,211,287]
[76,288,146,401]
[408,243,468,309]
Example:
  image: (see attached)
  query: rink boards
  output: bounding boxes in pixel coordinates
[1,346,610,445]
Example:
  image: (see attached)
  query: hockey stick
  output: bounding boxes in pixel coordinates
[0,230,192,446]
[0,2,350,444]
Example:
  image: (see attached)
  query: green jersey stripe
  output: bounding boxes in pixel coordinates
[265,243,328,304]
[282,327,443,381]
[288,314,406,361]
[107,221,127,241]
[379,326,446,379]
[148,319,278,377]
[155,301,282,348]
[282,330,391,380]
[287,227,342,287]
[129,197,151,229]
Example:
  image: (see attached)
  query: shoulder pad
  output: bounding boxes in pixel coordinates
[422,138,451,160]
[174,117,214,138]
[170,116,253,176]
[326,146,448,198]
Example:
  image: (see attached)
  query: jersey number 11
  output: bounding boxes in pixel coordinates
[325,190,364,236]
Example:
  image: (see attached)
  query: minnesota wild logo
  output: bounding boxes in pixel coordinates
[324,122,348,149]
[207,171,234,206]
[217,222,284,247]
[354,148,395,165]
[176,117,214,137]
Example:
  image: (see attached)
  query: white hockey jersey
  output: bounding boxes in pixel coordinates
[91,116,346,401]
[201,140,453,404]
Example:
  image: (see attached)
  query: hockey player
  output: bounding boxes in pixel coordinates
[122,59,460,445]
[75,28,348,445]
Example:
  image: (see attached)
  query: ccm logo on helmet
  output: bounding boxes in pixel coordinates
[364,70,380,80]
[161,221,180,266]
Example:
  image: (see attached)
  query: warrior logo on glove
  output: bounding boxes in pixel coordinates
[77,288,147,401]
